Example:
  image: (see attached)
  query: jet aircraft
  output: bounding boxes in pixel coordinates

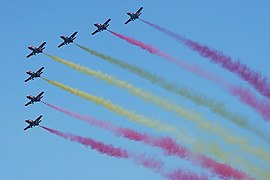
[124,7,143,24]
[25,91,44,106]
[24,67,44,82]
[58,31,78,48]
[91,19,111,35]
[26,42,46,58]
[24,115,42,131]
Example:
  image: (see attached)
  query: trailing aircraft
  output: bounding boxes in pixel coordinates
[92,19,111,35]
[24,67,44,82]
[25,91,44,106]
[24,115,42,131]
[26,42,46,58]
[58,31,78,48]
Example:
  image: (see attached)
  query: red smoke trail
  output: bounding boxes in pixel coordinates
[108,30,270,122]
[42,102,252,179]
[40,125,206,180]
[107,30,224,86]
[120,128,252,180]
[230,86,270,121]
[140,19,270,101]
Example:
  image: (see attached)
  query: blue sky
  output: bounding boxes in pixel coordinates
[1,1,270,179]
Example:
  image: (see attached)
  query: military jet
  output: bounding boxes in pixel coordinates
[24,67,44,82]
[58,31,78,48]
[26,42,46,58]
[92,19,111,35]
[25,91,44,106]
[124,7,143,24]
[24,115,42,131]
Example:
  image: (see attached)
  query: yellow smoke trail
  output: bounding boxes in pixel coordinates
[43,53,270,167]
[74,43,270,145]
[42,77,269,179]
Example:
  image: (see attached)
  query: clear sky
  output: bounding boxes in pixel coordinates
[1,0,270,179]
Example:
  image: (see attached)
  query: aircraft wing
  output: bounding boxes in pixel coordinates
[37,67,44,73]
[25,101,31,106]
[58,42,65,48]
[24,125,31,131]
[92,30,99,35]
[37,91,44,98]
[70,31,78,38]
[26,52,34,58]
[39,42,46,48]
[136,7,143,14]
[24,77,32,82]
[104,19,111,25]
[35,115,43,122]
[124,19,132,25]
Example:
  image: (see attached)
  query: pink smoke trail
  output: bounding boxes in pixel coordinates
[140,19,270,101]
[42,102,252,179]
[118,128,252,180]
[40,125,206,180]
[107,30,270,122]
[230,86,270,121]
[107,30,225,86]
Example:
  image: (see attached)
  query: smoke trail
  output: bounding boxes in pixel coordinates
[43,53,204,125]
[107,30,224,85]
[74,43,270,144]
[43,54,260,155]
[41,77,267,178]
[140,19,270,101]
[107,30,270,122]
[41,77,183,139]
[42,101,253,179]
[184,40,270,101]
[230,86,270,121]
[104,32,270,161]
[40,126,207,180]
[42,53,270,166]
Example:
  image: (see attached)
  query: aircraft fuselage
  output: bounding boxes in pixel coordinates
[128,13,140,21]
[61,36,74,44]
[28,46,44,55]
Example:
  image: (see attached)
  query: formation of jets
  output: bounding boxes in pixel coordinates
[23,7,144,130]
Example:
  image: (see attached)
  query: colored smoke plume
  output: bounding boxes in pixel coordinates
[41,126,206,180]
[140,19,270,101]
